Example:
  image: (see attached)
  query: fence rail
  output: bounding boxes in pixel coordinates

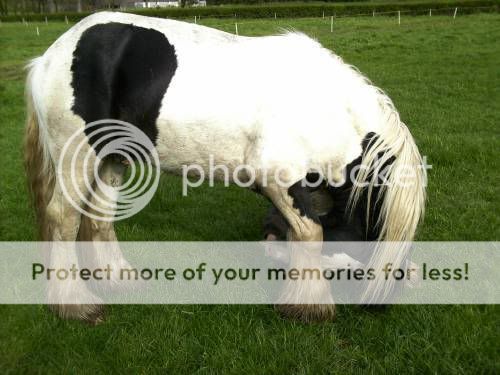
[3,4,498,38]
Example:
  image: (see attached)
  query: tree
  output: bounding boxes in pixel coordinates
[0,0,7,15]
[47,0,55,13]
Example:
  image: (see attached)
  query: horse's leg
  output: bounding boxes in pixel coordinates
[263,206,289,240]
[262,181,335,322]
[78,157,133,291]
[78,158,125,241]
[263,181,323,241]
[46,157,104,323]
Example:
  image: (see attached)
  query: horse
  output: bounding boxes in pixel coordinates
[24,11,426,323]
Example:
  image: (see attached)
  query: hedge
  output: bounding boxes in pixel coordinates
[0,0,497,22]
[206,0,365,4]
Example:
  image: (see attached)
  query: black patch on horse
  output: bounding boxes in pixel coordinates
[262,133,394,242]
[71,22,178,154]
[287,181,321,224]
[326,132,395,241]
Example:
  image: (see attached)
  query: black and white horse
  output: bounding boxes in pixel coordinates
[25,12,426,323]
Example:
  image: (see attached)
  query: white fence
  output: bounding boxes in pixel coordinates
[10,5,497,37]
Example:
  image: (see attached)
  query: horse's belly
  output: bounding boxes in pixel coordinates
[154,64,260,175]
[155,118,252,176]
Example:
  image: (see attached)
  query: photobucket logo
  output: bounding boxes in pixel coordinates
[181,155,431,195]
[58,120,160,222]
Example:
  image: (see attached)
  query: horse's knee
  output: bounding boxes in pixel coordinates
[306,220,323,241]
[263,180,323,242]
[289,218,323,241]
[286,181,323,241]
[45,199,59,228]
[78,214,116,241]
[46,199,80,240]
[90,220,116,241]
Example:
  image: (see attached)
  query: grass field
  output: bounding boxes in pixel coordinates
[0,13,499,373]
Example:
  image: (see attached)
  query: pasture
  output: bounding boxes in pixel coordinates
[0,13,499,373]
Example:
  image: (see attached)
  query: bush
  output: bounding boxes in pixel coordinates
[0,0,497,22]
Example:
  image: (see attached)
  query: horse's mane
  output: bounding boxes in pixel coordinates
[346,73,427,302]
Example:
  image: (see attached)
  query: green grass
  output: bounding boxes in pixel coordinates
[0,14,499,373]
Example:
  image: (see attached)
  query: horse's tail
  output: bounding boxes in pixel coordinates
[348,90,427,302]
[24,56,55,241]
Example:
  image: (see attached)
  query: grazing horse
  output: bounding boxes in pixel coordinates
[24,12,426,323]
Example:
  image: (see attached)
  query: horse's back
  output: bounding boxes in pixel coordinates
[33,11,380,178]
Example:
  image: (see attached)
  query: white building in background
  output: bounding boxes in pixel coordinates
[133,1,207,8]
[134,1,180,8]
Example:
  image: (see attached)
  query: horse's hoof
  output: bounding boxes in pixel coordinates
[49,303,105,325]
[85,306,106,326]
[275,303,335,323]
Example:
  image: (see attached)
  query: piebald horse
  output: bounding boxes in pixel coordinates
[25,12,426,323]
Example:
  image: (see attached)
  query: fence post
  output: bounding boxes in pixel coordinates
[235,23,238,35]
[429,9,432,17]
[330,16,333,33]
[453,7,458,18]
[322,11,325,19]
[398,10,401,25]
[65,15,68,24]
[36,26,39,36]
[274,12,277,19]
[373,10,375,17]
[45,16,48,24]
[194,15,197,24]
